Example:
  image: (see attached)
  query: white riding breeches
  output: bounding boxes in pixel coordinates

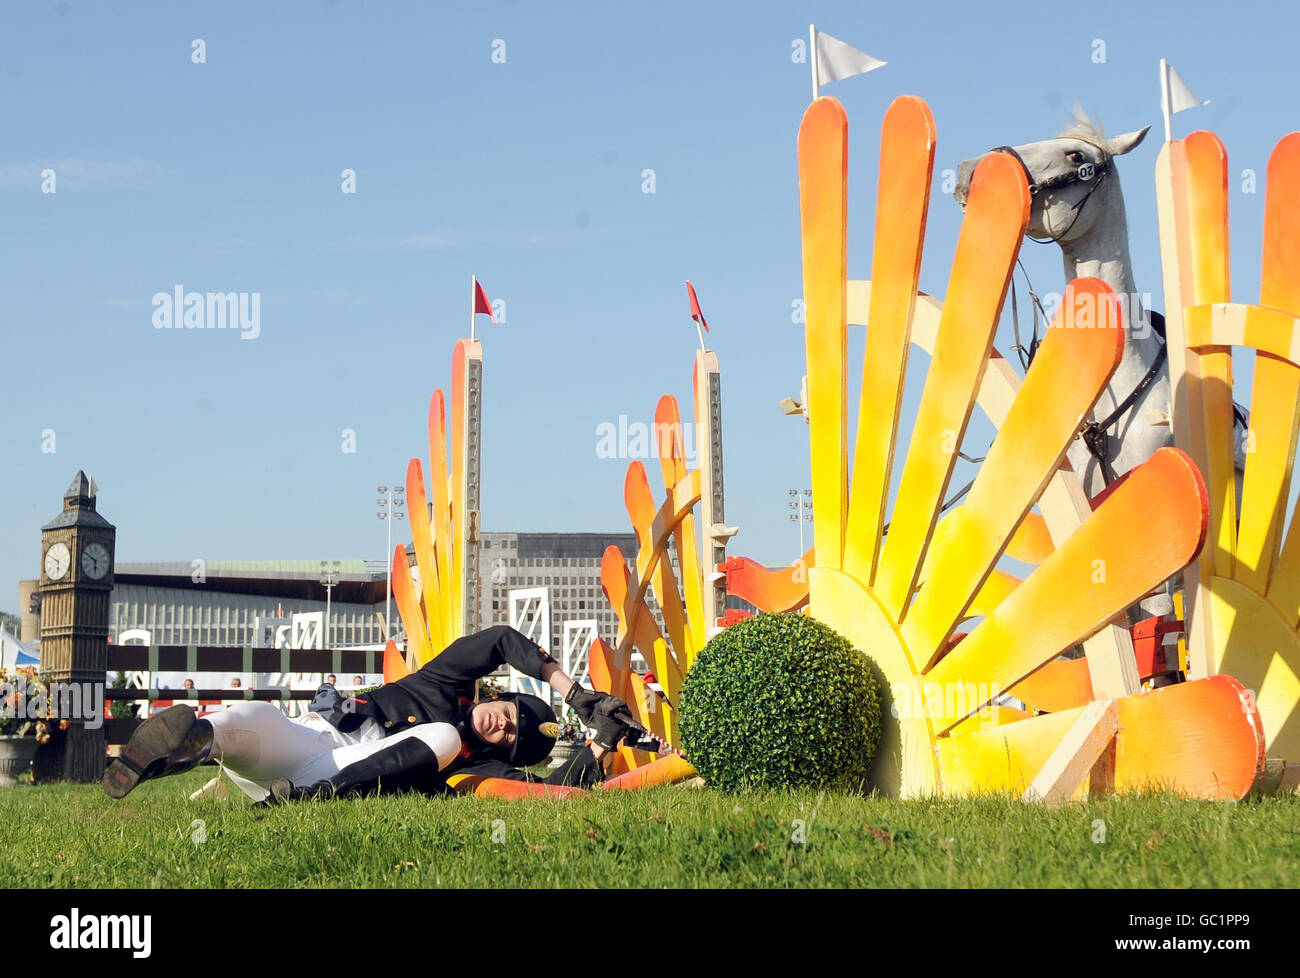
[204,702,460,801]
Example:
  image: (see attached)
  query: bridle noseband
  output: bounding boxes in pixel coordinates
[990,144,1043,196]
[990,139,1112,244]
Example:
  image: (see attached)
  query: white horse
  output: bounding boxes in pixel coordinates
[955,113,1175,504]
[956,113,1251,626]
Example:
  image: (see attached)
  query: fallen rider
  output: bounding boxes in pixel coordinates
[103,625,641,802]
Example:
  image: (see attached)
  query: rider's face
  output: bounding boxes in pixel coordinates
[471,700,518,747]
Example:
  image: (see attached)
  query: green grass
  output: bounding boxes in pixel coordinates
[2,769,1297,887]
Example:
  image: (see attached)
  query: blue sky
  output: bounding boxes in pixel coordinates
[1,0,1294,610]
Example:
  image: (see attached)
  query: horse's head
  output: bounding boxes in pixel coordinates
[954,114,1149,244]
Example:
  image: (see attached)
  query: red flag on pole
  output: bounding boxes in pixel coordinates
[685,280,708,332]
[474,278,497,323]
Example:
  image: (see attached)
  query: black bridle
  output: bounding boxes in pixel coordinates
[990,140,1113,245]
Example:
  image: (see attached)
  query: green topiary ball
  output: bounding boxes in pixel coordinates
[678,612,882,792]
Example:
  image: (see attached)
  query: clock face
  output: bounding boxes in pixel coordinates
[44,542,71,581]
[82,542,111,580]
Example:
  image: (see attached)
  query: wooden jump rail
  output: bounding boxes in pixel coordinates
[106,688,320,702]
[108,644,384,676]
[103,645,384,746]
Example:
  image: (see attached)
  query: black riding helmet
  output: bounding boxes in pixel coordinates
[458,692,559,768]
[508,692,561,767]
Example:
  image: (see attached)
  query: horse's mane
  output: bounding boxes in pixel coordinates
[1058,104,1106,147]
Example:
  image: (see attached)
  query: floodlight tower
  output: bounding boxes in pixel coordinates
[319,560,342,649]
[787,488,813,555]
[377,484,406,639]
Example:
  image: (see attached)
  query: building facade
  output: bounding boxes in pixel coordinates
[106,560,388,648]
[475,531,671,655]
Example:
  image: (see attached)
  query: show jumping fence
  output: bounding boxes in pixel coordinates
[103,644,386,744]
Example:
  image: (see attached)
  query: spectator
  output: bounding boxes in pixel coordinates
[183,679,195,690]
[223,676,243,710]
[352,675,363,688]
[325,675,337,687]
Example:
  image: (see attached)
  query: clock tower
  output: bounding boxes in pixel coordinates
[35,471,115,782]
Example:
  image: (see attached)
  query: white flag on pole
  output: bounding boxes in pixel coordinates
[812,26,885,95]
[1167,63,1209,113]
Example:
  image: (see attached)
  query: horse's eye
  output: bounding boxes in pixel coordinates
[1066,150,1085,164]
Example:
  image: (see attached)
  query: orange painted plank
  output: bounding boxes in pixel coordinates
[719,551,812,613]
[903,279,1125,666]
[601,754,697,791]
[382,639,410,684]
[405,458,445,653]
[875,151,1030,619]
[586,636,632,705]
[598,546,640,697]
[844,96,935,585]
[1184,131,1237,579]
[450,776,588,800]
[1008,658,1094,714]
[797,97,849,570]
[965,568,1022,620]
[1004,512,1053,565]
[391,544,434,665]
[925,448,1209,734]
[1114,674,1265,799]
[1259,132,1300,318]
[1184,132,1232,306]
[1260,133,1300,623]
[655,395,707,655]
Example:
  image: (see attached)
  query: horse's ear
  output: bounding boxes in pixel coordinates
[1107,126,1151,157]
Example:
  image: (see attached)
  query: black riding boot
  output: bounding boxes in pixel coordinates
[103,705,214,799]
[268,735,441,803]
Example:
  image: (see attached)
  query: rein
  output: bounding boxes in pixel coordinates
[1080,343,1168,485]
